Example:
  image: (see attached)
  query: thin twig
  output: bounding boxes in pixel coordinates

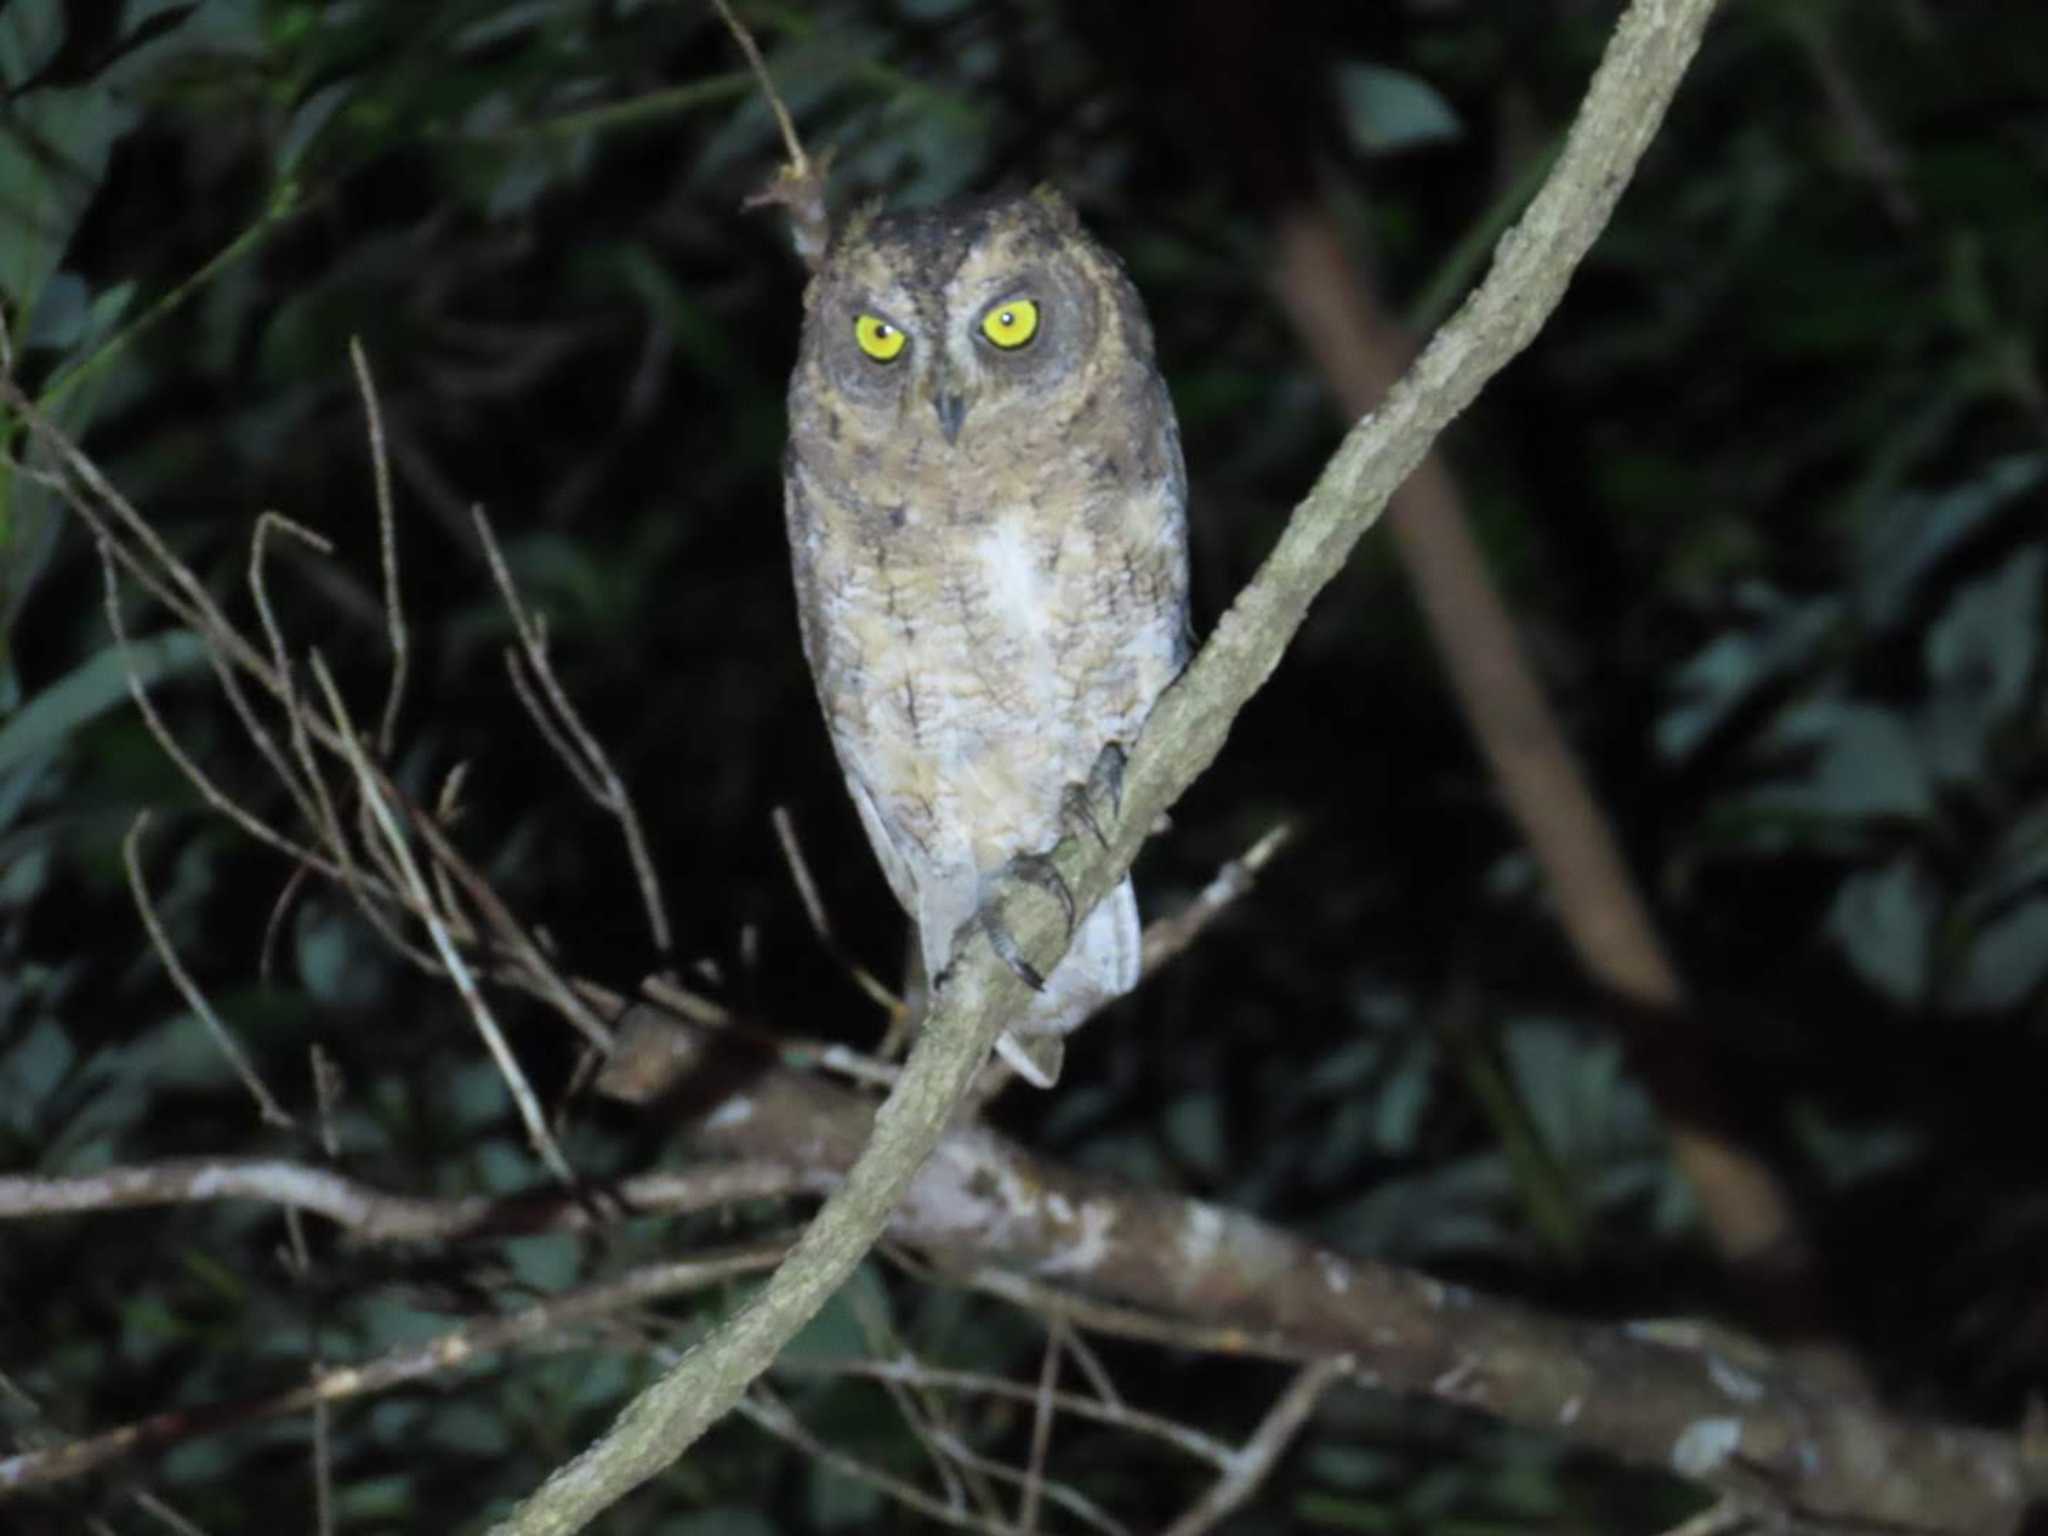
[770,1357,1234,1470]
[710,0,807,175]
[1055,1318,1123,1411]
[1140,820,1294,977]
[99,538,334,876]
[248,511,429,966]
[348,339,409,755]
[473,505,673,957]
[308,653,575,1186]
[741,1387,1133,1536]
[772,805,905,1017]
[924,1424,1132,1536]
[123,812,294,1128]
[1019,1319,1063,1532]
[0,1156,812,1242]
[1159,1357,1349,1536]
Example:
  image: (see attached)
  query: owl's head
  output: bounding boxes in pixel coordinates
[792,187,1153,456]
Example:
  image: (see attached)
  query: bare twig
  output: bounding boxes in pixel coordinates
[0,1156,812,1242]
[309,653,575,1185]
[709,0,806,175]
[923,1423,1131,1536]
[473,506,673,958]
[347,340,410,756]
[713,0,832,268]
[1159,1357,1348,1536]
[770,1357,1234,1470]
[1139,819,1294,977]
[772,804,906,1018]
[1019,1319,1063,1532]
[1055,1318,1123,1411]
[98,538,334,876]
[122,812,294,1128]
[738,1390,1025,1536]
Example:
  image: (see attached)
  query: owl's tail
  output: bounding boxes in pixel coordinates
[988,877,1140,1087]
[1025,875,1141,1037]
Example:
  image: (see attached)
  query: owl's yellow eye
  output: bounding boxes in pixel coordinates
[980,299,1040,350]
[854,314,907,362]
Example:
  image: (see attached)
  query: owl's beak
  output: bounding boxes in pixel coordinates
[934,390,968,446]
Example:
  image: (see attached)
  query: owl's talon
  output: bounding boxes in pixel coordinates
[1088,742,1128,818]
[982,916,1047,993]
[1061,783,1109,850]
[973,851,1077,993]
[1001,851,1077,933]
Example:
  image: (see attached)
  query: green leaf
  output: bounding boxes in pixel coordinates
[0,630,208,776]
[503,1232,581,1291]
[1857,454,2047,627]
[1334,63,1462,155]
[1749,699,1933,821]
[1948,900,2048,1013]
[1657,584,1838,761]
[782,1261,890,1361]
[1825,858,1937,1005]
[1921,545,2044,781]
[0,1016,74,1133]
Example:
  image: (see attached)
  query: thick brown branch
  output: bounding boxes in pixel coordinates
[1268,198,1825,1325]
[600,1007,2035,1534]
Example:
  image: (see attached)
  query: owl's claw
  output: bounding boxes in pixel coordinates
[1061,742,1127,849]
[975,851,1076,993]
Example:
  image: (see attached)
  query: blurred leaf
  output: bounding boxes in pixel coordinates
[1856,454,2046,627]
[1334,63,1462,155]
[1164,1090,1225,1175]
[429,1400,512,1454]
[1825,858,1937,1005]
[0,630,207,776]
[1792,1102,1925,1187]
[1656,584,1839,761]
[781,1260,890,1361]
[1947,899,2048,1014]
[0,1015,74,1133]
[808,1456,885,1530]
[503,1232,581,1291]
[1920,545,2043,781]
[1749,698,1933,821]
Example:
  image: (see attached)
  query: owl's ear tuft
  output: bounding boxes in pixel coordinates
[1029,184,1081,231]
[829,197,888,258]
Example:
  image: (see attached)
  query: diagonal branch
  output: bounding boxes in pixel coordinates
[485,1,1732,1530]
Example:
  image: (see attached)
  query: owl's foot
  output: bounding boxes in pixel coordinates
[1059,742,1127,850]
[975,851,1075,993]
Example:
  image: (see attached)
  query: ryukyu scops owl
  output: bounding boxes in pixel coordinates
[783,189,1190,1086]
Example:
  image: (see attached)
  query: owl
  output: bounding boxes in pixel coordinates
[783,188,1191,1087]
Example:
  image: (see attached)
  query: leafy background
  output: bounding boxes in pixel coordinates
[1,0,2044,1530]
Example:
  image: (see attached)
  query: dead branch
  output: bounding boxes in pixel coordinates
[0,1157,814,1243]
[594,999,2036,1534]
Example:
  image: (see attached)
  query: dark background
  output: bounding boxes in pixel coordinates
[2,0,2045,1529]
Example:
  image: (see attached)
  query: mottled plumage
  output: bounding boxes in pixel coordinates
[784,188,1190,1085]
